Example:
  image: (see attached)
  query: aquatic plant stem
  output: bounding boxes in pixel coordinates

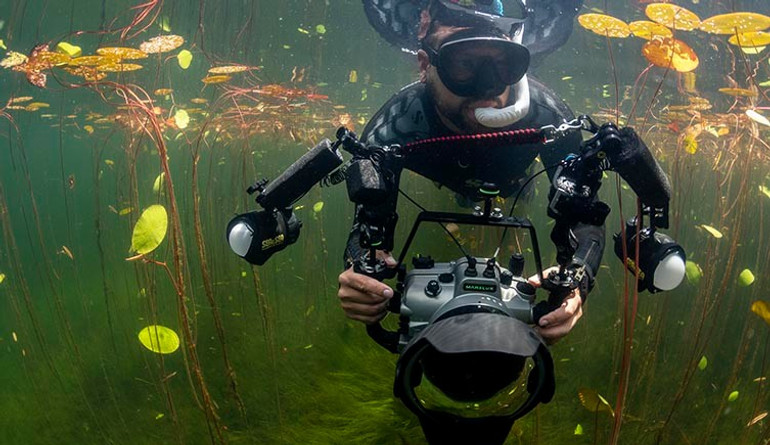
[603,33,620,125]
[250,267,285,430]
[656,132,749,444]
[91,135,119,356]
[105,82,225,444]
[609,199,642,445]
[192,146,249,423]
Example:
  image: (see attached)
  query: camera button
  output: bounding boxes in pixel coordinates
[516,281,536,298]
[425,280,442,297]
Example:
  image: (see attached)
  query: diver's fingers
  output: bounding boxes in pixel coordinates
[375,250,398,268]
[340,301,389,324]
[528,266,560,288]
[539,291,582,328]
[338,269,393,303]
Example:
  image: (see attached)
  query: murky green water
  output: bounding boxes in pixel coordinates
[1,1,770,444]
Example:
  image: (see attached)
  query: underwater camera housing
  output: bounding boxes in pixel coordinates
[226,139,343,265]
[361,199,558,444]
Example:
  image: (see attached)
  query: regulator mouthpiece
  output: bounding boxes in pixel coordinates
[474,74,530,128]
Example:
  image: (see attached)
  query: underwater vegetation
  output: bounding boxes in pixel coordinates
[0,0,770,444]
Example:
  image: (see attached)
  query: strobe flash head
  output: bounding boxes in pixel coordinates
[226,138,343,266]
[614,218,686,293]
[226,208,302,266]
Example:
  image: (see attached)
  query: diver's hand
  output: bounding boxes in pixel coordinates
[338,251,397,325]
[528,267,584,345]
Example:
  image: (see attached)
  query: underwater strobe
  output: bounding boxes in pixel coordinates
[602,123,687,293]
[226,139,344,265]
[555,119,687,293]
[613,217,686,293]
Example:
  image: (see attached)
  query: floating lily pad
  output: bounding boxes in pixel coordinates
[629,20,673,40]
[0,273,5,284]
[729,31,770,47]
[96,63,144,72]
[96,47,148,59]
[646,3,701,31]
[700,12,770,35]
[208,65,249,74]
[139,35,185,54]
[578,13,631,38]
[130,205,168,255]
[741,46,766,54]
[728,391,740,402]
[698,356,708,371]
[313,201,324,213]
[68,55,119,66]
[642,37,699,72]
[201,75,231,84]
[138,325,180,354]
[1,51,28,69]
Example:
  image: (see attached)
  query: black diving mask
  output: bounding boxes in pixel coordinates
[423,33,530,98]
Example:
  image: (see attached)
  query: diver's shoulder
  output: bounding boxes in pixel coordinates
[361,81,431,146]
[526,76,576,122]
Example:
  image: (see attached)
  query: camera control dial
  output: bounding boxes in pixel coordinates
[425,280,442,297]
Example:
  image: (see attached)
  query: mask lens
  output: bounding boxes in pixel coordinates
[437,37,529,96]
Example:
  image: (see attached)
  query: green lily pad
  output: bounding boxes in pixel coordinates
[177,49,192,69]
[698,356,708,370]
[159,15,171,32]
[313,201,324,213]
[686,261,703,285]
[138,325,179,354]
[728,391,739,402]
[130,205,168,255]
[738,269,756,287]
[578,388,614,417]
[153,172,165,194]
[174,109,189,129]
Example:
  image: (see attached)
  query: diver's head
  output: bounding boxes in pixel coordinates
[417,0,531,131]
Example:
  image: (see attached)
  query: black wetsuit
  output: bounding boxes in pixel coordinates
[344,77,605,292]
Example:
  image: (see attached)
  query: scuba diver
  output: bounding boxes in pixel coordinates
[336,1,605,443]
[338,0,600,344]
